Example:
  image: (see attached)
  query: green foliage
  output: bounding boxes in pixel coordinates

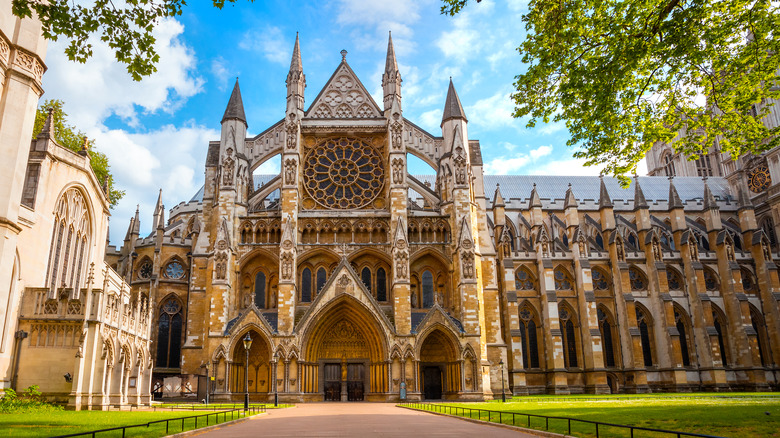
[32,100,124,207]
[11,1,254,81]
[443,0,780,184]
[0,385,62,413]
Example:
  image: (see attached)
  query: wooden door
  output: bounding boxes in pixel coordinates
[347,364,364,401]
[324,364,341,401]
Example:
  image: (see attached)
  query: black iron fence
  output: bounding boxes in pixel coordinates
[398,402,725,438]
[50,406,265,438]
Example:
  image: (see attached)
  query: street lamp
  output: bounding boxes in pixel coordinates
[273,350,279,407]
[499,358,506,402]
[243,333,252,410]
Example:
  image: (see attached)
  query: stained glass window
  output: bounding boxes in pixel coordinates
[629,267,647,291]
[598,308,616,367]
[674,309,690,366]
[301,268,312,302]
[592,269,609,291]
[376,268,387,301]
[704,269,719,291]
[157,298,182,368]
[515,269,534,290]
[636,307,653,367]
[554,268,573,291]
[422,271,434,308]
[166,261,185,280]
[666,269,683,290]
[254,272,266,308]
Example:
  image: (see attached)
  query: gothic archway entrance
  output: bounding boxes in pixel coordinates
[302,297,388,401]
[419,329,460,400]
[230,329,271,395]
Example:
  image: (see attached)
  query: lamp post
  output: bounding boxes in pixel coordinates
[243,333,252,410]
[499,358,506,402]
[273,350,279,407]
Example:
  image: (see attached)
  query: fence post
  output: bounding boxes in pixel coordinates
[596,423,599,438]
[568,419,571,435]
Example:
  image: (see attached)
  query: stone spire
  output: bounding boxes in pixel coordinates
[529,183,542,208]
[222,78,247,125]
[286,33,306,115]
[132,205,140,235]
[668,177,684,209]
[37,107,55,140]
[493,184,505,208]
[564,183,578,209]
[382,31,402,112]
[441,78,467,125]
[703,178,718,210]
[124,216,135,242]
[598,176,613,208]
[153,189,165,230]
[633,176,648,210]
[737,179,754,210]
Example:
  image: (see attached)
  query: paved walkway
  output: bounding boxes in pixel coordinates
[197,403,537,437]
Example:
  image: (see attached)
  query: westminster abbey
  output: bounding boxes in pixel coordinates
[1,17,779,407]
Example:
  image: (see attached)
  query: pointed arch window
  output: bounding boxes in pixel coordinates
[515,268,535,291]
[666,268,684,291]
[712,308,729,366]
[597,307,616,368]
[554,267,574,291]
[663,152,675,177]
[254,272,267,308]
[518,305,540,369]
[46,189,91,294]
[361,267,372,294]
[301,268,312,302]
[376,268,387,301]
[627,232,638,249]
[636,306,654,367]
[674,308,691,367]
[422,270,434,308]
[592,269,609,291]
[594,232,604,250]
[761,217,777,248]
[157,298,183,368]
[750,305,771,366]
[703,268,719,292]
[740,267,755,293]
[559,305,578,368]
[629,267,647,291]
[316,267,327,294]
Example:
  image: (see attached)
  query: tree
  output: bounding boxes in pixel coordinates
[442,0,780,182]
[32,100,125,207]
[11,1,252,81]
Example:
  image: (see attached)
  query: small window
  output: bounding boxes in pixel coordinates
[254,272,266,308]
[316,268,327,293]
[361,267,372,294]
[301,268,312,302]
[376,268,387,301]
[422,270,434,308]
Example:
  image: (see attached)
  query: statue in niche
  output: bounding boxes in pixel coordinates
[281,253,293,280]
[395,250,408,280]
[454,157,467,185]
[410,290,417,308]
[215,252,227,280]
[391,158,404,184]
[286,123,298,150]
[688,238,699,261]
[284,159,297,185]
[763,239,772,261]
[652,238,662,261]
[391,121,403,150]
[726,242,735,261]
[461,251,475,278]
[222,156,235,186]
[616,238,625,262]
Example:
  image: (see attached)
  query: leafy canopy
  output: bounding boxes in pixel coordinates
[442,0,780,182]
[11,1,253,81]
[33,100,124,208]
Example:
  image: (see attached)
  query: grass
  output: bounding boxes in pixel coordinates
[0,407,259,437]
[404,393,780,438]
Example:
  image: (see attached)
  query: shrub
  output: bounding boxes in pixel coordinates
[0,385,63,413]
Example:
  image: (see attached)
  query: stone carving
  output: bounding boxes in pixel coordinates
[391,121,403,150]
[726,241,735,261]
[284,158,297,185]
[286,123,298,151]
[391,158,404,184]
[461,251,475,279]
[281,253,293,280]
[615,237,625,262]
[13,49,44,82]
[454,156,467,185]
[688,237,699,261]
[395,250,408,280]
[652,238,662,261]
[214,251,227,280]
[308,69,381,119]
[336,274,351,294]
[222,148,235,186]
[763,239,772,261]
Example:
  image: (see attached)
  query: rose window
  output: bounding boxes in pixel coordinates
[303,138,385,209]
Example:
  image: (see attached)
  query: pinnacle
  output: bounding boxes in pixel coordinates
[385,31,398,74]
[222,78,247,125]
[290,32,302,72]
[668,177,684,209]
[598,176,613,209]
[634,176,648,210]
[441,79,467,125]
[564,183,578,209]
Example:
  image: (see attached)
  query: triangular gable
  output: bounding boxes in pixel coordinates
[223,304,276,336]
[413,305,465,335]
[305,62,383,120]
[294,258,395,335]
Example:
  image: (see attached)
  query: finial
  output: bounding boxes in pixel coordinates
[341,49,347,61]
[568,183,572,188]
[533,183,537,188]
[81,137,89,151]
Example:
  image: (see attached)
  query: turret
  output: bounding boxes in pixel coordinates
[441,79,469,171]
[598,176,615,231]
[737,176,758,231]
[221,78,247,155]
[529,183,543,226]
[382,32,402,114]
[563,183,579,227]
[286,33,306,117]
[702,178,722,232]
[492,184,505,227]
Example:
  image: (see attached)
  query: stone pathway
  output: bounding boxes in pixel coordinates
[196,403,537,437]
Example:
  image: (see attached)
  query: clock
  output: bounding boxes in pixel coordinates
[748,163,771,193]
[138,261,153,279]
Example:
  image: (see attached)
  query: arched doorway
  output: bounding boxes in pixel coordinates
[230,329,272,395]
[302,297,388,401]
[418,329,460,400]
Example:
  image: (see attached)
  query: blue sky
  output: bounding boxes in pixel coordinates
[40,0,628,245]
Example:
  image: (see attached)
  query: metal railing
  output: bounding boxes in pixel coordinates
[50,406,265,438]
[398,402,725,438]
[153,403,291,411]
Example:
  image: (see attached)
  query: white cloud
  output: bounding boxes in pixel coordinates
[529,145,553,159]
[42,18,203,128]
[465,89,520,130]
[418,109,442,132]
[483,144,554,174]
[211,57,231,91]
[334,0,428,53]
[530,157,603,176]
[239,26,290,65]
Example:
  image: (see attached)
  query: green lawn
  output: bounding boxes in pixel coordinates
[0,408,258,437]
[405,393,780,438]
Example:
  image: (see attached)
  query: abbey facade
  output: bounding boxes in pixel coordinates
[1,4,779,406]
[104,35,780,400]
